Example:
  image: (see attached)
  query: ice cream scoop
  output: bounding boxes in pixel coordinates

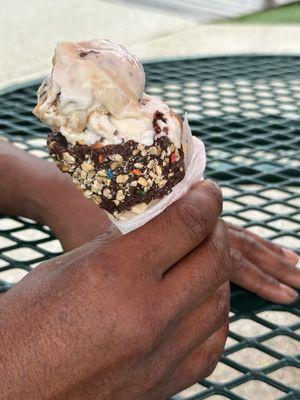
[34,39,187,219]
[33,39,182,148]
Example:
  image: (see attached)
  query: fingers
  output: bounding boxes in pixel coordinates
[227,223,299,265]
[155,283,229,366]
[166,323,228,398]
[230,248,298,304]
[142,284,229,399]
[228,227,300,289]
[160,220,232,315]
[103,180,222,276]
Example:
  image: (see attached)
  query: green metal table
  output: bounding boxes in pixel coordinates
[0,55,299,399]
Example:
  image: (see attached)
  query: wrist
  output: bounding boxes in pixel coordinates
[40,172,111,251]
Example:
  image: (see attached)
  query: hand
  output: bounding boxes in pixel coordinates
[2,142,298,306]
[0,181,231,400]
[227,223,299,304]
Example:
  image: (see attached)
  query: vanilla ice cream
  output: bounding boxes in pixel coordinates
[34,39,182,148]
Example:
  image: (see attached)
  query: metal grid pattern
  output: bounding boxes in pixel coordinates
[0,55,299,399]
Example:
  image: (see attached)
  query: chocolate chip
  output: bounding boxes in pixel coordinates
[153,110,167,135]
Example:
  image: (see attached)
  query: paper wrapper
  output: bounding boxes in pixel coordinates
[113,117,206,234]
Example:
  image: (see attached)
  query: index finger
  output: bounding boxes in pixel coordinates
[107,180,222,276]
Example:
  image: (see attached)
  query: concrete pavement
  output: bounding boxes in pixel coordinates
[1,0,300,89]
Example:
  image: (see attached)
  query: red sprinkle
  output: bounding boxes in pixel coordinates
[170,153,176,163]
[132,169,142,176]
[98,154,104,163]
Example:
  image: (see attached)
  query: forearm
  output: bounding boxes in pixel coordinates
[0,143,52,222]
[0,255,98,400]
[0,264,69,399]
[0,142,111,251]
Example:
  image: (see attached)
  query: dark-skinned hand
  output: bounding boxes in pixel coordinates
[0,181,231,400]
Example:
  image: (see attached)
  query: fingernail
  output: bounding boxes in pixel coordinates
[282,248,299,266]
[279,283,298,303]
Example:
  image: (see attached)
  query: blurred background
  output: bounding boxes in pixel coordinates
[1,0,300,89]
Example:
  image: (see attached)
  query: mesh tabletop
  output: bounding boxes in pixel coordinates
[0,55,299,399]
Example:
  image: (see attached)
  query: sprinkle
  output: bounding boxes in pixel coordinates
[132,169,142,176]
[107,169,114,180]
[170,153,176,163]
[134,162,144,169]
[137,190,146,196]
[98,154,104,163]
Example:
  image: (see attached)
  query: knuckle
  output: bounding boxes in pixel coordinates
[177,181,223,243]
[178,199,209,242]
[264,273,280,287]
[216,284,230,325]
[209,228,232,280]
[252,272,278,292]
[203,285,230,336]
[132,305,165,357]
[246,235,260,252]
[205,286,230,332]
[205,180,223,213]
[276,245,285,258]
[122,318,159,359]
[230,248,245,274]
[110,293,166,360]
[143,361,166,390]
[205,325,228,377]
[203,351,221,378]
[206,357,220,377]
